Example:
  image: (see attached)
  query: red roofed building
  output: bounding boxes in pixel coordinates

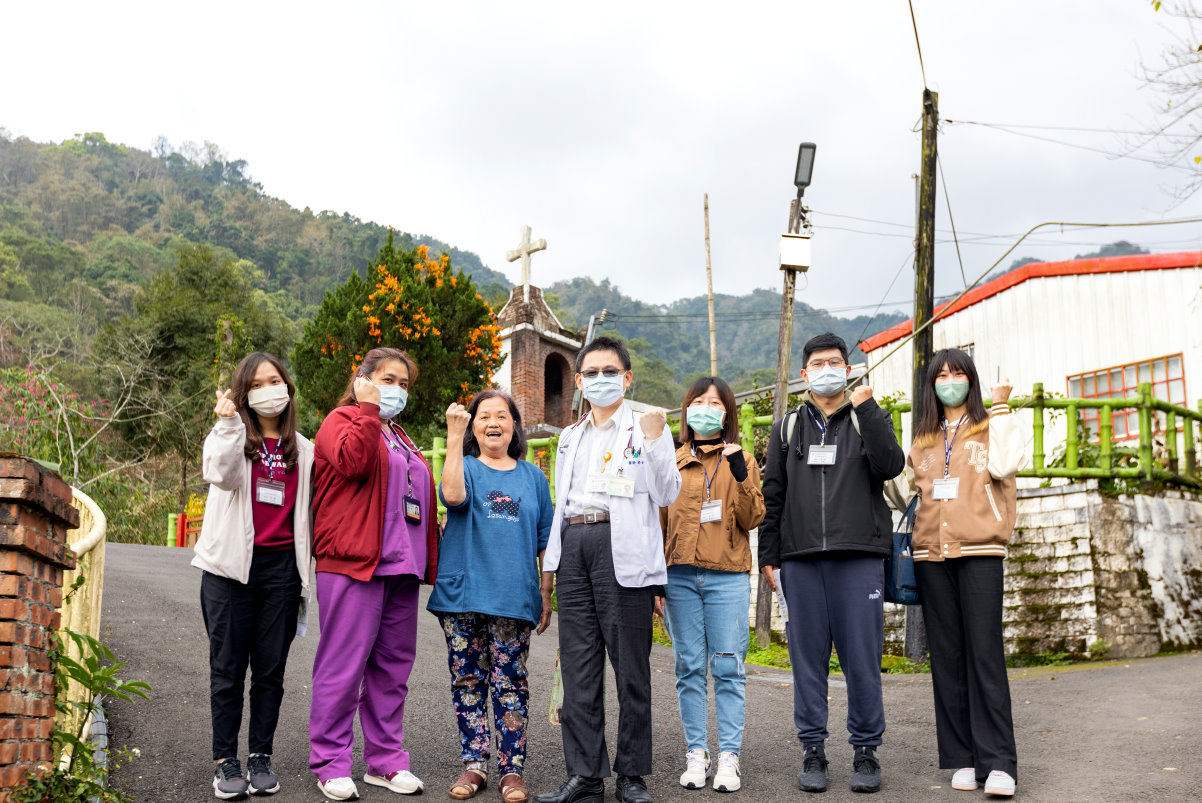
[859,251,1202,449]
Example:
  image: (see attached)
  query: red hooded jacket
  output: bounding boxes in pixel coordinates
[312,401,439,583]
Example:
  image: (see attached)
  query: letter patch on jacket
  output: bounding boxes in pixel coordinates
[965,441,989,473]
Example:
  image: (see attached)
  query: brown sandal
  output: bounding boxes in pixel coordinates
[499,773,529,803]
[449,767,488,800]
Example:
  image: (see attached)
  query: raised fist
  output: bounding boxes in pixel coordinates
[640,407,667,440]
[446,402,471,439]
[214,389,237,418]
[354,376,380,407]
[992,378,1013,406]
[851,385,874,408]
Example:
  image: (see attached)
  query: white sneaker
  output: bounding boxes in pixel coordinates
[713,752,741,792]
[951,767,978,790]
[984,770,1016,797]
[364,770,425,795]
[317,776,359,801]
[679,748,710,789]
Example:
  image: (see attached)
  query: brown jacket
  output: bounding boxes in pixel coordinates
[906,406,1023,562]
[660,442,766,573]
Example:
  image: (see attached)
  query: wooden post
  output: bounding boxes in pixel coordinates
[906,87,938,664]
[704,194,718,376]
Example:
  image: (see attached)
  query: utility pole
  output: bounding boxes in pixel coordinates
[907,87,938,663]
[704,194,718,376]
[756,143,816,650]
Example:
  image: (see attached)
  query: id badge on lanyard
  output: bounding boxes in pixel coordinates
[931,477,960,500]
[256,477,285,506]
[700,499,723,523]
[805,406,838,465]
[808,445,837,465]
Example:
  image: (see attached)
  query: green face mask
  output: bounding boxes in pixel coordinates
[935,379,970,408]
[686,406,725,437]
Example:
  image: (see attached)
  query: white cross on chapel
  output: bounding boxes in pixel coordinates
[506,225,547,303]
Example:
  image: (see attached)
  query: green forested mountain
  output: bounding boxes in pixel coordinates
[545,278,907,391]
[0,131,513,321]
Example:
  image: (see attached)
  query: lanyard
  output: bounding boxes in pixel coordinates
[941,415,967,478]
[259,438,283,480]
[806,405,836,446]
[690,442,725,501]
[381,427,414,494]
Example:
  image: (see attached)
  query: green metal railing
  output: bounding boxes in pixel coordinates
[421,382,1202,497]
[876,382,1201,487]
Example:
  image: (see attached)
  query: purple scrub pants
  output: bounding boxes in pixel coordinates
[309,571,420,781]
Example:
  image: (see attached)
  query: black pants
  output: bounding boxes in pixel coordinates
[200,547,302,760]
[556,522,655,778]
[780,555,885,746]
[915,557,1017,781]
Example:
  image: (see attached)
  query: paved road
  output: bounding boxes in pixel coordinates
[102,543,1199,802]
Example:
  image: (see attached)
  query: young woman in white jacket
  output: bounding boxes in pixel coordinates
[191,352,314,800]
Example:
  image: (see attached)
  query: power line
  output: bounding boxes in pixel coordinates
[907,0,928,88]
[868,216,1202,370]
[943,119,1199,139]
[936,150,968,287]
[855,251,915,349]
[943,121,1196,172]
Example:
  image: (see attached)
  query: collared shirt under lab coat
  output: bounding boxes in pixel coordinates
[543,402,682,588]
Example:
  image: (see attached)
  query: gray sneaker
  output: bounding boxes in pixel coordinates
[798,743,828,793]
[214,757,250,800]
[247,753,280,795]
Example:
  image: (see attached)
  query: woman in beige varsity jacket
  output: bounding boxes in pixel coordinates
[906,348,1025,799]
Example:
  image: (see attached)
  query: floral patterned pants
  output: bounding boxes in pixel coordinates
[437,613,532,776]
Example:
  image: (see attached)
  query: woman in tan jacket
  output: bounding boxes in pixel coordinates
[907,348,1024,798]
[660,377,765,794]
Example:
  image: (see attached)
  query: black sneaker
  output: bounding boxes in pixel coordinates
[214,757,250,800]
[850,746,881,793]
[247,753,280,796]
[797,743,828,793]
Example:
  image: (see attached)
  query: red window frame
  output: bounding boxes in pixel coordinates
[1066,353,1187,441]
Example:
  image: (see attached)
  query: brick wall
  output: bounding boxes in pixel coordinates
[0,457,78,799]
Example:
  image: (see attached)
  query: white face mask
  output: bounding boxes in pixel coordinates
[807,365,848,398]
[247,384,290,417]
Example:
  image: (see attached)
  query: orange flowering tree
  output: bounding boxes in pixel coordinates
[293,232,503,443]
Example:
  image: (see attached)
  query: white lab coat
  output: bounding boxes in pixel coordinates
[543,403,681,587]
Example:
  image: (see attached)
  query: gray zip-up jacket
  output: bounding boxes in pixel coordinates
[758,391,905,566]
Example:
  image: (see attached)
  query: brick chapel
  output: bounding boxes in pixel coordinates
[492,226,582,436]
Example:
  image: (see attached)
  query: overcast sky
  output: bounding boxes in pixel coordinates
[5,1,1202,319]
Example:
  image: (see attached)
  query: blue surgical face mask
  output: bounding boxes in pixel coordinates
[376,385,408,419]
[687,406,725,437]
[581,374,626,407]
[808,365,848,398]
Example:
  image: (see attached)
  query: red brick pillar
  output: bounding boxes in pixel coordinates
[0,457,78,799]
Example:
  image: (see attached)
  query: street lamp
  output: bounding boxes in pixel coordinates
[794,142,817,197]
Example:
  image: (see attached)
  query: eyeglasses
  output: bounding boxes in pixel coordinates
[806,358,846,369]
[579,369,624,379]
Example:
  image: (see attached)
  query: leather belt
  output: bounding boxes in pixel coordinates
[565,512,611,526]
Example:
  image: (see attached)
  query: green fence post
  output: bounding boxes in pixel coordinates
[1138,384,1154,482]
[168,514,178,547]
[1166,410,1178,474]
[1066,404,1079,471]
[548,443,558,502]
[739,403,755,455]
[432,436,445,488]
[1032,383,1045,471]
[891,409,903,445]
[1099,405,1113,472]
[1183,406,1197,480]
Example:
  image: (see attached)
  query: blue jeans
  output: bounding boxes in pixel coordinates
[664,565,750,755]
